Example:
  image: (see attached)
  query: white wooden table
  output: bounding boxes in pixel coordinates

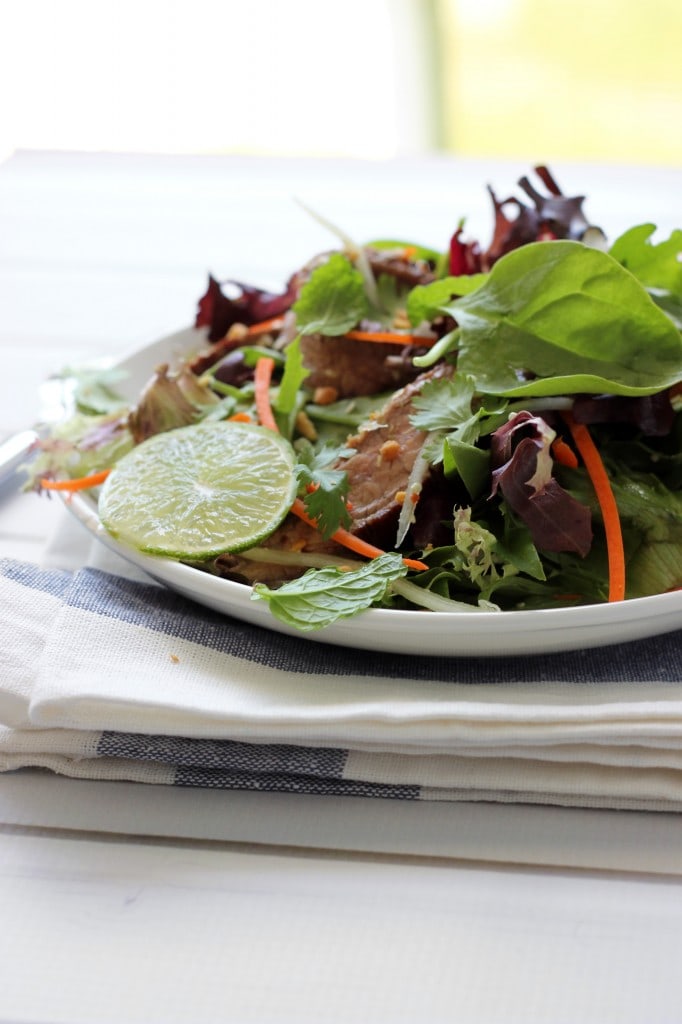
[1,150,681,1024]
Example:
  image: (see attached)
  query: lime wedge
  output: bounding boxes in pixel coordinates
[98,420,297,559]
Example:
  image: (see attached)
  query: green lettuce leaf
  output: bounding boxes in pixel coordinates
[609,224,682,297]
[407,274,489,326]
[449,240,682,397]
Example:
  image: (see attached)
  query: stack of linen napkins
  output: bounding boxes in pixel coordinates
[2,544,682,812]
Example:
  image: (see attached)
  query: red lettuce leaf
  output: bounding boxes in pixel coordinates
[195,275,297,342]
[491,412,593,557]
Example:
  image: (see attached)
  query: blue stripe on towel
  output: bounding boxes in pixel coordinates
[69,567,682,684]
[1,557,73,599]
[5,558,682,684]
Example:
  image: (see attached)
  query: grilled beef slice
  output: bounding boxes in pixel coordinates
[299,334,423,398]
[339,364,453,548]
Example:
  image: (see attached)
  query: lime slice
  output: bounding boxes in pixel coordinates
[98,420,297,559]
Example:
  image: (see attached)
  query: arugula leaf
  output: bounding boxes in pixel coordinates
[292,253,369,336]
[406,273,489,326]
[450,240,682,397]
[295,441,352,538]
[251,552,407,630]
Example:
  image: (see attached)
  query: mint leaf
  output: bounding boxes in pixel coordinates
[451,240,682,397]
[293,253,369,336]
[251,552,407,630]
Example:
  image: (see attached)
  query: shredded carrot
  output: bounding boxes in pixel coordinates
[228,411,253,423]
[290,498,428,572]
[245,316,285,338]
[253,356,278,431]
[562,412,625,603]
[344,329,431,346]
[551,437,579,469]
[40,469,111,492]
[253,373,426,571]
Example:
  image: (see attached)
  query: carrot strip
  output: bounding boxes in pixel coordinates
[344,329,431,346]
[562,412,625,602]
[245,316,285,338]
[228,411,253,423]
[40,469,111,492]
[551,437,579,469]
[290,498,427,572]
[253,371,426,572]
[253,356,278,431]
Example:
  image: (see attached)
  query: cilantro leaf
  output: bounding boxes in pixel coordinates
[293,253,369,336]
[295,442,352,538]
[251,553,407,631]
[410,375,477,432]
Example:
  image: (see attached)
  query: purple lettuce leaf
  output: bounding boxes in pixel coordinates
[490,411,593,557]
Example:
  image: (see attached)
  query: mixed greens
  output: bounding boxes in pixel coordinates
[32,167,682,631]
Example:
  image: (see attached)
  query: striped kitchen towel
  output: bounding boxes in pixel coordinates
[1,557,682,810]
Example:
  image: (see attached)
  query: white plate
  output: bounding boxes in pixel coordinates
[66,327,682,657]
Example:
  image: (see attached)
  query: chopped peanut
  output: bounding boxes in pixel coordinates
[313,385,339,405]
[226,322,249,341]
[295,410,318,441]
[379,439,401,463]
[394,490,406,506]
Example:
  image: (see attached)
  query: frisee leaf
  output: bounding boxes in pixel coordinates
[251,552,407,630]
[292,253,369,336]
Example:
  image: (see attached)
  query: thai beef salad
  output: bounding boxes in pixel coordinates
[32,167,682,631]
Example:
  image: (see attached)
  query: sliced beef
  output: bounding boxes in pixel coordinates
[300,335,425,398]
[339,364,453,548]
[366,249,437,287]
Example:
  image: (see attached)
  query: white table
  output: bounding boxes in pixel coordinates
[1,150,681,1024]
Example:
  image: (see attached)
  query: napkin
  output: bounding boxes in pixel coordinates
[2,553,681,812]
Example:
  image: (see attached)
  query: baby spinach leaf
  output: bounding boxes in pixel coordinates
[407,273,489,326]
[448,241,682,397]
[609,224,682,297]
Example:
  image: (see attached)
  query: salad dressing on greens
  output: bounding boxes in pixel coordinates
[33,167,682,632]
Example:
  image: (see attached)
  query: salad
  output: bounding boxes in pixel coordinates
[32,166,682,632]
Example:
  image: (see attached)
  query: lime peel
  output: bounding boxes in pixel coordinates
[98,420,297,559]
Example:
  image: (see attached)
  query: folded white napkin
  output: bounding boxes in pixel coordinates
[2,522,681,810]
